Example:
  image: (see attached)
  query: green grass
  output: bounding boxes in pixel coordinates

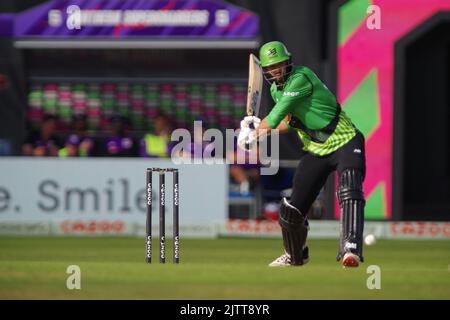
[0,237,449,299]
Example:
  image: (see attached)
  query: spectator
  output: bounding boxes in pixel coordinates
[140,113,172,158]
[103,115,135,157]
[58,134,79,157]
[32,142,48,157]
[71,114,94,157]
[0,138,12,156]
[22,114,62,156]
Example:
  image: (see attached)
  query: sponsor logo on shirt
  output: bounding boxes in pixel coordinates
[283,91,299,97]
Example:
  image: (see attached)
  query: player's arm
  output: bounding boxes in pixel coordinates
[256,74,312,138]
[256,116,290,137]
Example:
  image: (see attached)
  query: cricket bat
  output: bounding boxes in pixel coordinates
[246,53,263,123]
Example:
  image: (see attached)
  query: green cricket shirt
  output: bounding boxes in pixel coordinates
[266,66,356,156]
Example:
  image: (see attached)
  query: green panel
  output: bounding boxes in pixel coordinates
[29,91,42,99]
[146,92,159,100]
[338,0,370,45]
[72,84,86,91]
[365,182,386,220]
[342,69,379,139]
[131,84,144,92]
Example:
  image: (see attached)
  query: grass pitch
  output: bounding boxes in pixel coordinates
[0,237,449,299]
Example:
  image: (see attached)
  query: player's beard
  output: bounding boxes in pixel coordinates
[264,63,293,89]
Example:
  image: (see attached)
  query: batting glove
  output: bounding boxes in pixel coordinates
[240,116,261,129]
[237,127,257,151]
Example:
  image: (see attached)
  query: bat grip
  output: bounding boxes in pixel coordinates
[247,112,255,130]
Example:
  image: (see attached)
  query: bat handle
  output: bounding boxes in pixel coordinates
[247,112,255,130]
[245,113,255,151]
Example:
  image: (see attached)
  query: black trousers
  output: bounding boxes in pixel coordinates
[290,130,366,214]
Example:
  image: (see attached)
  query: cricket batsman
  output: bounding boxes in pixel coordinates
[237,41,366,268]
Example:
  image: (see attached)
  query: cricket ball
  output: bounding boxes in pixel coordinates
[364,234,377,246]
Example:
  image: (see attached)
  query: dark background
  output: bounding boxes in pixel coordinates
[393,12,450,221]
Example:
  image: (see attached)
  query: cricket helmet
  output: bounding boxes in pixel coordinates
[259,41,293,88]
[259,41,291,67]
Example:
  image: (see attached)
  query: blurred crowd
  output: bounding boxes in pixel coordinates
[22,113,261,200]
[22,113,175,158]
